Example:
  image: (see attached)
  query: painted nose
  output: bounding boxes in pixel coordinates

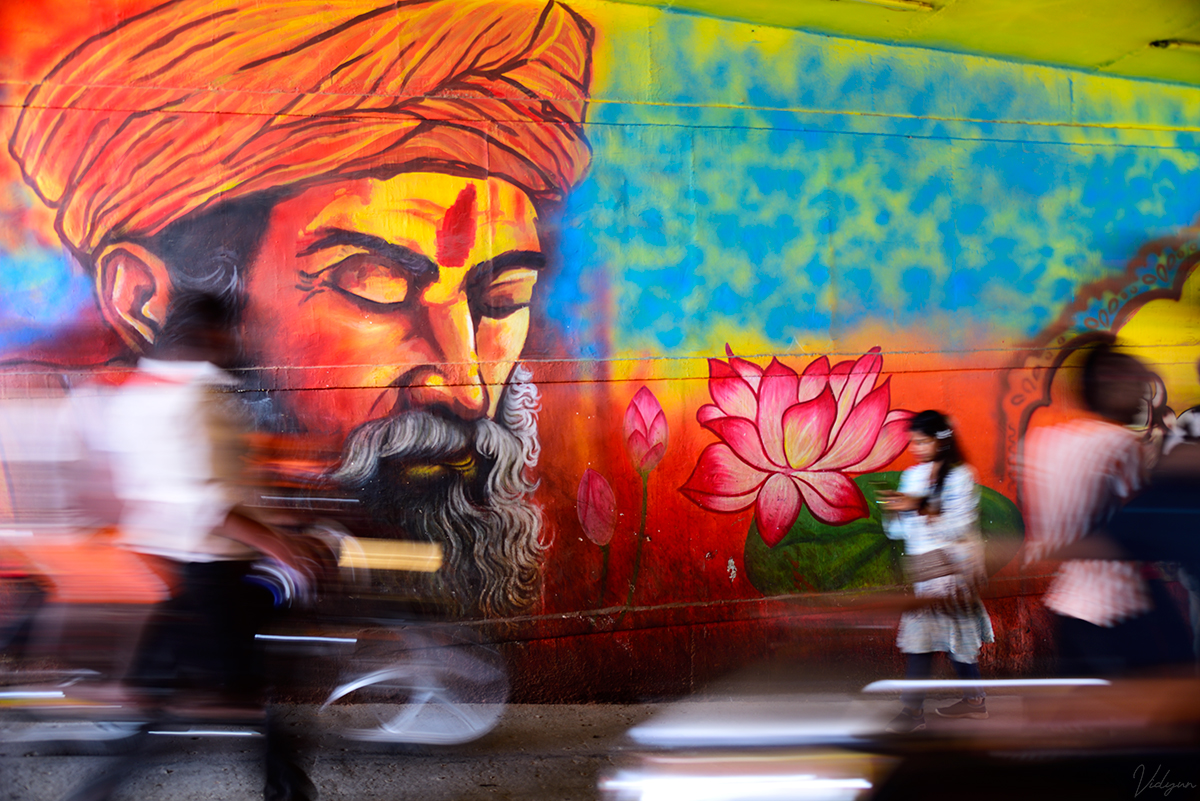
[406,298,488,421]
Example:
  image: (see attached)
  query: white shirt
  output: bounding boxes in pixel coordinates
[97,358,254,562]
[885,462,980,555]
[885,462,985,596]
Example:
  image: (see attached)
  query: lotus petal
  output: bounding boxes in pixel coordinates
[679,486,761,513]
[624,401,645,439]
[828,359,853,398]
[629,386,665,430]
[755,473,804,547]
[679,442,769,499]
[794,471,870,525]
[756,358,800,467]
[781,386,837,470]
[728,356,765,396]
[797,355,831,404]
[648,410,669,452]
[708,359,759,420]
[827,360,857,436]
[845,408,914,472]
[577,469,617,546]
[811,378,891,471]
[697,403,725,424]
[626,429,653,473]
[845,347,883,408]
[641,441,666,473]
[702,415,778,472]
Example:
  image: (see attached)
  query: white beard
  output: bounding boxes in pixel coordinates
[332,365,545,616]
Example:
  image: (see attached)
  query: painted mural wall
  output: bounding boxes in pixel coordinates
[2,0,1199,700]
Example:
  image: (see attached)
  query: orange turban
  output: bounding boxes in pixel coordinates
[9,0,594,262]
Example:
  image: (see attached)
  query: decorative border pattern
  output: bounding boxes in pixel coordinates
[996,231,1200,484]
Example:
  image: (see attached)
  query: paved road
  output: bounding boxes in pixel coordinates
[0,692,1000,801]
[1,704,658,801]
[12,691,1195,800]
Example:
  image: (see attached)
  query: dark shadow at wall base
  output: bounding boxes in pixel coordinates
[500,591,1060,704]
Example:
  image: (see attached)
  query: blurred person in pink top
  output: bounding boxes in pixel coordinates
[1022,344,1190,676]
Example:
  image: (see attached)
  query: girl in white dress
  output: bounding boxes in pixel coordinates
[879,410,993,733]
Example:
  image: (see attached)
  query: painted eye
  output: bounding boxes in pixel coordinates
[329,255,409,306]
[478,268,538,317]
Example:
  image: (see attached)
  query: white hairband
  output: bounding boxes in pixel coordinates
[936,429,952,440]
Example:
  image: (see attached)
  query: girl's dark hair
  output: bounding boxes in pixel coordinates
[908,409,965,499]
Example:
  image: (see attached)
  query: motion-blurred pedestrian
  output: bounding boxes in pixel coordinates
[880,410,993,734]
[1022,344,1190,676]
[66,292,316,801]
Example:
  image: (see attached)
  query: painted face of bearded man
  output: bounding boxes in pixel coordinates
[242,173,551,616]
[9,0,595,616]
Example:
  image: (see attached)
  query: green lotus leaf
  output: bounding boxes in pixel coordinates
[744,472,1024,595]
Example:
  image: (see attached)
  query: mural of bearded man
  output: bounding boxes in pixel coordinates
[7,0,595,616]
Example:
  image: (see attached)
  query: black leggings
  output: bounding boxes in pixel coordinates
[900,652,983,711]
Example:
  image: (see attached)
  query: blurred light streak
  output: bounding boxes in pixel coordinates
[259,496,358,503]
[337,537,442,572]
[601,771,872,801]
[148,729,262,738]
[255,634,357,644]
[864,678,1110,692]
[628,718,870,748]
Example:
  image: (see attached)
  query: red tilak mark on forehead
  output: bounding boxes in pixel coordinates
[436,184,478,268]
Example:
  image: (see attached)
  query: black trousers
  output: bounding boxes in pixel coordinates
[128,559,269,695]
[66,560,314,800]
[1055,580,1194,677]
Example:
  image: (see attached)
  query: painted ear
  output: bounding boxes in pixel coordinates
[95,243,172,351]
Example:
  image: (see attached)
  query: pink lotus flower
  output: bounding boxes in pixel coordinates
[624,386,668,476]
[577,469,618,546]
[681,346,913,547]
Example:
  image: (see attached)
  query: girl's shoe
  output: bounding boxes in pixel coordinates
[936,699,988,719]
[885,708,926,733]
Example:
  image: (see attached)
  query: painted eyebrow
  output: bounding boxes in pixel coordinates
[297,229,437,277]
[471,250,547,277]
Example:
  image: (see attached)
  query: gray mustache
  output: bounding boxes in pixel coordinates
[331,410,475,485]
[331,364,542,487]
